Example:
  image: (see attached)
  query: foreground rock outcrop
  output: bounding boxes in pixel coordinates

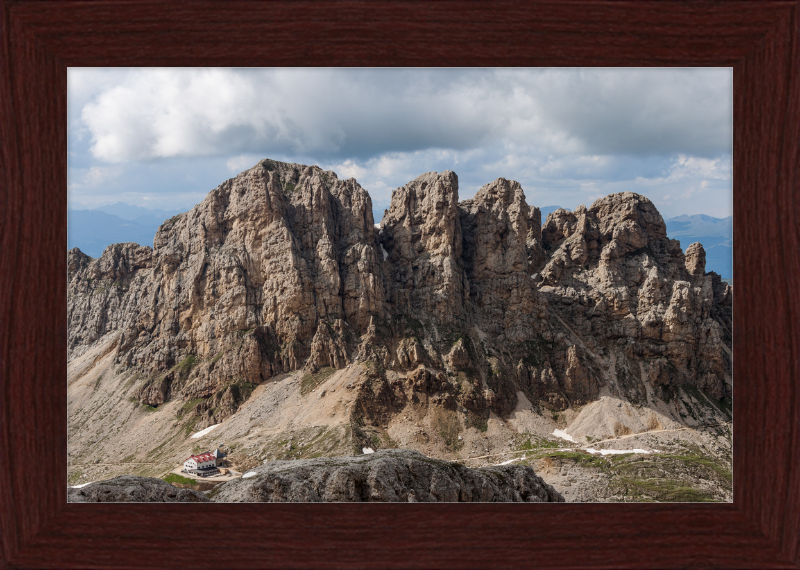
[68,451,563,503]
[215,449,564,502]
[68,476,210,503]
[67,159,732,441]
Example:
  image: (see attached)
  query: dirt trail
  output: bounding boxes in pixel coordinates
[460,421,733,464]
[71,462,159,466]
[588,422,731,446]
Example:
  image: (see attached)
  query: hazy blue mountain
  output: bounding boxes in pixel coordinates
[94,202,182,223]
[666,214,732,279]
[68,210,163,258]
[539,205,564,221]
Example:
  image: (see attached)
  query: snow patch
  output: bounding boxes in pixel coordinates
[70,482,94,488]
[242,471,257,479]
[362,447,375,454]
[552,429,576,443]
[585,448,655,455]
[380,244,388,261]
[495,457,522,466]
[190,423,220,439]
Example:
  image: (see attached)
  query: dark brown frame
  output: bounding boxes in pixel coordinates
[1,1,798,568]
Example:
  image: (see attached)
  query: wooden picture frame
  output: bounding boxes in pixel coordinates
[1,1,798,568]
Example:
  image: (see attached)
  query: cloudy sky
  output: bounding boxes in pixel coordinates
[68,68,732,219]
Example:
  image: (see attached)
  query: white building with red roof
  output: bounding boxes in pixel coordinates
[183,451,217,471]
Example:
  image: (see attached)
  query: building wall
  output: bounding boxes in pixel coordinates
[184,457,219,470]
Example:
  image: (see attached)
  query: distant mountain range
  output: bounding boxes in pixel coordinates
[71,202,731,278]
[665,214,732,279]
[90,202,184,225]
[68,203,184,258]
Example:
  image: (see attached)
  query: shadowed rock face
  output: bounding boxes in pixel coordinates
[210,449,564,503]
[67,476,210,503]
[67,160,732,430]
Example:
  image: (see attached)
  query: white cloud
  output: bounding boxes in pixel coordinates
[635,154,731,187]
[68,165,122,190]
[73,68,732,164]
[67,68,733,219]
[226,155,259,173]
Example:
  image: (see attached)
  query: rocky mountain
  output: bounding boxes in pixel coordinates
[67,159,733,501]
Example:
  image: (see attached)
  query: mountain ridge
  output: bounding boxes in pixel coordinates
[69,205,732,280]
[67,158,733,500]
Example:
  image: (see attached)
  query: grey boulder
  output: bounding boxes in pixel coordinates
[210,449,564,503]
[68,475,210,503]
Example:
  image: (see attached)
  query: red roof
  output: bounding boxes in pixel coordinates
[183,452,215,463]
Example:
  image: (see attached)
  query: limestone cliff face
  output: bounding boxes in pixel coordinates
[538,193,732,402]
[67,160,732,428]
[69,160,384,417]
[379,171,466,324]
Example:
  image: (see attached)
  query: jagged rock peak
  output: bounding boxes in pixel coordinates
[67,161,732,431]
[381,170,461,256]
[461,178,532,278]
[588,190,669,244]
[685,242,706,275]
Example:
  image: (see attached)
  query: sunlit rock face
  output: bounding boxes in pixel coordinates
[68,160,732,427]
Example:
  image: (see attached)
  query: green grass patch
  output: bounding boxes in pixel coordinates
[183,416,199,437]
[661,451,732,482]
[616,476,717,502]
[517,437,533,451]
[513,434,560,452]
[177,397,204,418]
[544,450,608,468]
[300,366,336,395]
[174,354,197,383]
[163,473,196,486]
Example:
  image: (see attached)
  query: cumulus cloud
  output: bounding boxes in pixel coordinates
[68,68,733,219]
[75,68,732,164]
